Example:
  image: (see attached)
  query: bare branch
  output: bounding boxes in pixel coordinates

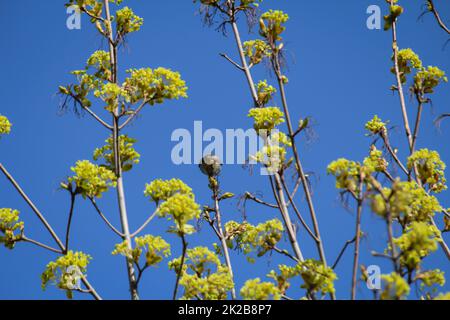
[273,246,300,263]
[20,236,63,254]
[69,94,113,130]
[173,234,188,300]
[220,53,244,71]
[130,210,158,238]
[427,0,450,34]
[332,236,357,270]
[119,99,150,130]
[64,193,76,253]
[90,198,125,238]
[381,132,409,176]
[280,176,320,243]
[0,163,65,251]
[244,192,278,209]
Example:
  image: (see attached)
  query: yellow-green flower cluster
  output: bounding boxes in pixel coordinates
[414,66,448,95]
[394,222,441,271]
[371,181,442,223]
[364,146,388,173]
[243,40,271,65]
[94,82,129,112]
[260,10,289,42]
[116,7,143,35]
[390,48,446,96]
[144,179,199,235]
[268,264,301,295]
[124,68,188,105]
[240,278,281,300]
[225,219,284,260]
[144,179,193,203]
[68,160,117,199]
[93,135,140,172]
[384,2,403,31]
[248,107,284,132]
[252,132,291,174]
[408,149,447,193]
[434,292,450,300]
[416,269,446,290]
[41,251,91,299]
[298,259,337,297]
[327,158,362,192]
[365,115,387,135]
[158,194,201,235]
[256,80,277,106]
[0,209,23,249]
[0,115,12,136]
[86,50,112,81]
[66,0,103,21]
[112,235,171,267]
[380,272,410,300]
[394,49,422,83]
[169,246,234,300]
[61,63,188,114]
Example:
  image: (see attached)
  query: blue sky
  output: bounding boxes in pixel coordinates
[0,0,449,300]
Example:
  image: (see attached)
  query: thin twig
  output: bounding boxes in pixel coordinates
[70,94,113,130]
[64,193,76,253]
[332,236,357,270]
[390,0,414,152]
[220,53,244,71]
[0,163,65,251]
[272,53,329,271]
[173,234,188,300]
[20,236,63,254]
[351,178,364,300]
[427,0,450,34]
[81,276,102,300]
[244,192,278,209]
[381,132,409,176]
[411,101,423,152]
[289,177,302,203]
[90,198,125,238]
[280,176,320,243]
[273,246,300,263]
[212,185,237,299]
[119,99,149,130]
[430,217,450,260]
[130,210,158,238]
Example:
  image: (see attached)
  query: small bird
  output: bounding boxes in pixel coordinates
[199,155,222,177]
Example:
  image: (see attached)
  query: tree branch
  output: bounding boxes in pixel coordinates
[332,236,357,270]
[70,94,113,130]
[119,99,150,130]
[130,210,158,238]
[0,163,65,251]
[173,234,188,300]
[351,179,364,300]
[89,198,125,238]
[220,53,244,71]
[381,132,409,176]
[427,0,450,34]
[244,192,279,209]
[20,236,63,254]
[64,193,76,253]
